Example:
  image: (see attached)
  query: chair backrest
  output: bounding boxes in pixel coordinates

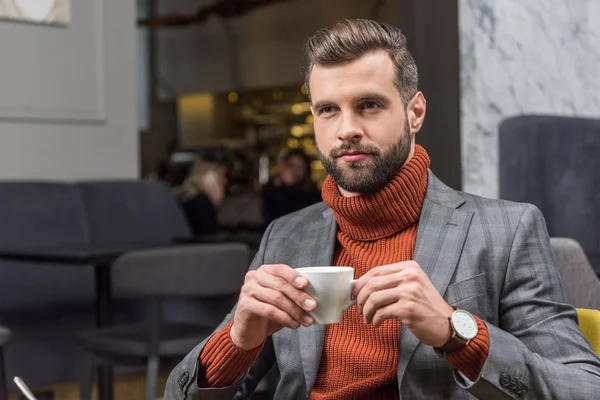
[0,182,87,247]
[499,115,600,274]
[576,308,600,356]
[111,243,250,298]
[0,182,94,311]
[77,180,191,244]
[550,238,600,310]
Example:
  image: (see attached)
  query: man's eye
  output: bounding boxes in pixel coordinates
[321,106,334,114]
[363,102,380,110]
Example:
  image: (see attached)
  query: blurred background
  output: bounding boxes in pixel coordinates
[0,0,598,399]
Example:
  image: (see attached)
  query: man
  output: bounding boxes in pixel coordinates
[165,19,600,399]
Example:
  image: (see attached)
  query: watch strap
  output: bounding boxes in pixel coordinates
[434,307,471,358]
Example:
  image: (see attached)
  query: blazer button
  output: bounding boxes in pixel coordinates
[500,373,511,387]
[509,377,519,390]
[178,371,189,388]
[521,385,528,395]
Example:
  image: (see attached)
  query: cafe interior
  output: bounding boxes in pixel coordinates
[0,0,598,399]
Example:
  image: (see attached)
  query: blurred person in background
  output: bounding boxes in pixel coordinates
[262,148,322,223]
[176,160,227,236]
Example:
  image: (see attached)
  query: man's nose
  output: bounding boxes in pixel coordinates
[337,112,363,142]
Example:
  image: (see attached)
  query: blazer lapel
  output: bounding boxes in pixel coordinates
[396,172,474,394]
[297,208,337,395]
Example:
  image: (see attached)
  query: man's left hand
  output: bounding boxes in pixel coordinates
[354,261,454,347]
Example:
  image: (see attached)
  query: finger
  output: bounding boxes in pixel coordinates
[357,261,425,296]
[371,302,402,328]
[356,273,403,314]
[251,285,313,326]
[353,263,407,296]
[361,288,400,325]
[261,264,309,289]
[257,266,317,312]
[248,298,302,329]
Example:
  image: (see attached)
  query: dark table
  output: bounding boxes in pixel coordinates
[0,242,166,400]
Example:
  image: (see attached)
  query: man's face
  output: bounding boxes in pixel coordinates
[309,51,425,195]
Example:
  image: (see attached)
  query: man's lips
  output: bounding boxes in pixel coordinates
[338,152,370,162]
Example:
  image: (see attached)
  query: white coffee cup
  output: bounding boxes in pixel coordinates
[296,266,356,324]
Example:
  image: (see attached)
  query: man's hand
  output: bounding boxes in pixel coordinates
[354,261,454,347]
[230,264,317,350]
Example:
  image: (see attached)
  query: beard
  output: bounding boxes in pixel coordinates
[318,121,412,195]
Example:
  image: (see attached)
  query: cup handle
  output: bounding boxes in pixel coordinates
[343,279,358,311]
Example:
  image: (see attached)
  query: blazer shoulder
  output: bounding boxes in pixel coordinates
[268,202,330,235]
[456,191,546,235]
[458,191,537,215]
[426,171,537,220]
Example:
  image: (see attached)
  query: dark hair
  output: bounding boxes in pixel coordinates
[303,18,418,104]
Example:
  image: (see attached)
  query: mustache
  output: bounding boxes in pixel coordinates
[329,143,381,158]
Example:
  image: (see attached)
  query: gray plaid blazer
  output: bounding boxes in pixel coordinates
[165,171,600,399]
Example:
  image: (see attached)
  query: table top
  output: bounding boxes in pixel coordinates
[0,242,167,266]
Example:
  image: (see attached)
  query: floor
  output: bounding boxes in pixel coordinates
[9,372,271,400]
[9,371,169,400]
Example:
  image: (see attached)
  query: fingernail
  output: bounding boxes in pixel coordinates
[292,321,301,329]
[303,316,313,326]
[304,298,317,310]
[295,277,307,287]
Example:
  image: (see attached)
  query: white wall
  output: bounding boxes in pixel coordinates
[459,0,600,198]
[156,0,399,96]
[0,0,138,180]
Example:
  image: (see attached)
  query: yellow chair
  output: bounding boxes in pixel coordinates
[577,308,600,355]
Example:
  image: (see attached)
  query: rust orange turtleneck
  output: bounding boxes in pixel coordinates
[197,145,490,397]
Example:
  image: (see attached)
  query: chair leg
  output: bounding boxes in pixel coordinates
[0,347,7,400]
[145,353,160,400]
[80,353,95,400]
[146,298,162,400]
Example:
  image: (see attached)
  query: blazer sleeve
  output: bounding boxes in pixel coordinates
[164,221,278,400]
[456,204,600,398]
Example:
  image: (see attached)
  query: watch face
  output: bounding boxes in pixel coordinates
[452,310,478,340]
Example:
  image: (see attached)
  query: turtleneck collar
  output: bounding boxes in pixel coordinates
[321,145,430,241]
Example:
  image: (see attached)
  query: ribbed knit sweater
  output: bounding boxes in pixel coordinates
[198,145,490,397]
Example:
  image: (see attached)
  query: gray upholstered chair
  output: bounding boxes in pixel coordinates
[78,243,250,400]
[550,238,600,310]
[0,182,92,309]
[499,115,600,274]
[0,180,196,391]
[77,180,192,244]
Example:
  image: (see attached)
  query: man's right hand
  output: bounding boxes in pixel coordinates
[229,264,317,350]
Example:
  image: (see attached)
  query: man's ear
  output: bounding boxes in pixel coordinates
[407,92,427,134]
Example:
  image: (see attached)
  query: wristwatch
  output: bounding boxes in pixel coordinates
[434,307,478,358]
